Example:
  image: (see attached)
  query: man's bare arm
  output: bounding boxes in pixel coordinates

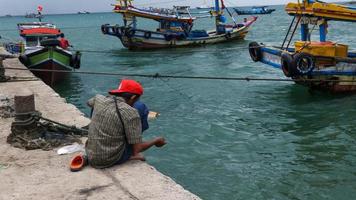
[130,137,166,161]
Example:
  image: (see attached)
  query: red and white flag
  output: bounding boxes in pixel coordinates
[37,5,43,12]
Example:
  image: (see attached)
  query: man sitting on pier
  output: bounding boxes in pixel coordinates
[84,79,166,169]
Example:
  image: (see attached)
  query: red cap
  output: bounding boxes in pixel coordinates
[109,79,143,96]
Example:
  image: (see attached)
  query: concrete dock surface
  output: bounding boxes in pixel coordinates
[0,55,200,200]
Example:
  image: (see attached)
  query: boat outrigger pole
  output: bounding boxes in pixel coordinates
[213,0,228,34]
[214,0,221,32]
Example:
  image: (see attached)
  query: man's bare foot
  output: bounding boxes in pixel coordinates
[130,153,146,161]
[155,137,167,147]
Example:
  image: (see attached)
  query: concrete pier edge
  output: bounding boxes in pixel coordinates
[0,49,200,200]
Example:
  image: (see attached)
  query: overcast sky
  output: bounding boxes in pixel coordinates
[0,0,347,15]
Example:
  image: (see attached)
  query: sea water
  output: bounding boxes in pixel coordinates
[1,5,356,199]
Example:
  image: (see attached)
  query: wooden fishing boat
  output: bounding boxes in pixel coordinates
[101,0,257,50]
[77,11,90,14]
[196,6,214,10]
[249,0,356,93]
[234,6,276,15]
[25,13,42,19]
[17,22,81,86]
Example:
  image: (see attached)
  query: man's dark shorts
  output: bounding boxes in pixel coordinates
[116,144,133,165]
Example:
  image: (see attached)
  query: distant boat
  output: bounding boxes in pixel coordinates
[77,11,90,14]
[196,0,213,10]
[25,13,43,18]
[5,14,12,17]
[196,6,213,10]
[234,6,276,15]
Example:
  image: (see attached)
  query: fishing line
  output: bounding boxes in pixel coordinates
[3,67,356,83]
[158,76,193,100]
[155,76,201,115]
[0,35,17,43]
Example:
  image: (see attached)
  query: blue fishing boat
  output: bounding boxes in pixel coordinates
[249,0,356,93]
[101,0,257,50]
[234,6,276,15]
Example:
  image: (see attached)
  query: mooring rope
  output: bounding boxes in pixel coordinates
[72,46,266,55]
[3,66,356,83]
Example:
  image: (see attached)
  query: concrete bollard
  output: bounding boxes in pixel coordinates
[14,90,35,121]
[8,91,44,148]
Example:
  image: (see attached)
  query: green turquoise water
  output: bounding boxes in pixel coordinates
[1,5,356,199]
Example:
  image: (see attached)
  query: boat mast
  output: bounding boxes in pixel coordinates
[214,0,221,31]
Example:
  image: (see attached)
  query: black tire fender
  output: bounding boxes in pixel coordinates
[281,52,298,77]
[126,29,136,37]
[177,33,186,40]
[294,52,315,75]
[101,24,108,34]
[164,34,173,41]
[249,42,262,62]
[144,31,152,39]
[225,32,232,39]
[19,54,30,66]
[113,26,120,35]
[70,52,81,69]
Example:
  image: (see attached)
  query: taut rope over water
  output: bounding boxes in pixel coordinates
[3,67,356,83]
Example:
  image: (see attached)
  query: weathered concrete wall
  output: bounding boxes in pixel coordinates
[0,55,200,200]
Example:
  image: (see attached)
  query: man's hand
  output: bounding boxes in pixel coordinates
[154,137,166,147]
[132,137,167,158]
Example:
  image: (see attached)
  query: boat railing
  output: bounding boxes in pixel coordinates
[17,22,56,30]
[114,3,195,21]
[138,7,175,15]
[102,24,197,41]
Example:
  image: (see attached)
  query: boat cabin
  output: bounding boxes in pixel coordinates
[18,23,62,49]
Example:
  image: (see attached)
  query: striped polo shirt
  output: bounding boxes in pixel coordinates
[86,95,142,168]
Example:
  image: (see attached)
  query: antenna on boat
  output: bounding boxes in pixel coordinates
[37,5,43,22]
